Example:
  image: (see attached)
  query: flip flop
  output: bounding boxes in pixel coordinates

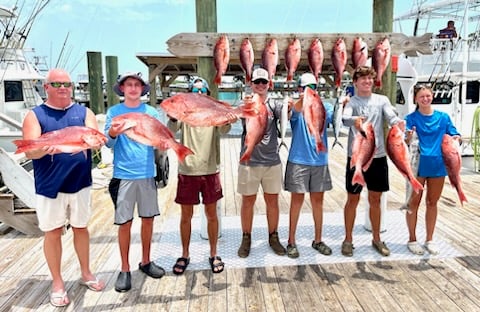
[79,277,105,291]
[50,290,69,307]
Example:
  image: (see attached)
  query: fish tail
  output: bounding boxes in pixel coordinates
[278,141,289,153]
[332,139,343,150]
[409,177,424,194]
[171,143,194,163]
[352,169,366,187]
[287,73,293,81]
[457,188,468,206]
[316,141,327,153]
[375,80,382,88]
[246,75,251,83]
[214,72,222,85]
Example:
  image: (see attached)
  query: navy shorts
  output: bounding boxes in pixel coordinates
[345,156,389,194]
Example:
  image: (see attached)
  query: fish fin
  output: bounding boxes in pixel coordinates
[171,142,194,163]
[239,152,251,163]
[269,80,274,90]
[316,141,327,153]
[457,188,468,206]
[375,80,382,88]
[287,73,293,81]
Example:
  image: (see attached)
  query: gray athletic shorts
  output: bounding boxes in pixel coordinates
[108,177,160,225]
[284,162,333,193]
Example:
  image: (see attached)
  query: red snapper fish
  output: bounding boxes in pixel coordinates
[261,38,278,89]
[160,93,256,127]
[300,86,326,153]
[386,124,424,194]
[13,126,107,156]
[213,34,230,85]
[350,122,376,186]
[307,38,324,82]
[284,37,301,81]
[111,112,194,163]
[331,38,347,88]
[441,134,467,206]
[372,37,391,88]
[352,37,368,69]
[239,94,268,163]
[240,38,254,83]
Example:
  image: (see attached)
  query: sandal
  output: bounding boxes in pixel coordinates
[287,244,299,259]
[79,276,105,291]
[50,290,69,307]
[173,257,190,275]
[312,241,332,256]
[407,241,425,255]
[425,241,439,255]
[341,241,354,257]
[372,240,390,256]
[209,256,224,274]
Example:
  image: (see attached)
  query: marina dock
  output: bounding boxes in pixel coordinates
[1,134,480,311]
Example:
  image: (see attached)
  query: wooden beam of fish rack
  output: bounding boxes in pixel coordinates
[166,32,433,60]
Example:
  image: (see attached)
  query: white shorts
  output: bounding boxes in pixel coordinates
[237,164,282,195]
[36,187,92,232]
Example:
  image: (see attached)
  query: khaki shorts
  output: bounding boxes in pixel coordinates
[36,186,92,232]
[237,163,282,195]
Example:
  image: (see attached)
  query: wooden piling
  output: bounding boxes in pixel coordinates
[105,56,119,108]
[87,51,104,114]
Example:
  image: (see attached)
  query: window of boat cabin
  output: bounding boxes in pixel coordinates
[459,81,480,104]
[4,81,24,102]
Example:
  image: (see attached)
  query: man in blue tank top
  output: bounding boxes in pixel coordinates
[21,69,105,307]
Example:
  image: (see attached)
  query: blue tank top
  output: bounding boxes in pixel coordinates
[32,104,92,198]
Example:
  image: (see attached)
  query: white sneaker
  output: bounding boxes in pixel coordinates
[407,241,424,255]
[425,241,439,255]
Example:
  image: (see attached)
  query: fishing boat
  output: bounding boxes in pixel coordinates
[393,0,480,156]
[0,4,46,153]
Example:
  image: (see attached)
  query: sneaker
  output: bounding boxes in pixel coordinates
[139,262,165,279]
[425,241,439,255]
[341,241,354,257]
[114,271,131,292]
[407,241,425,255]
[269,231,286,256]
[312,241,332,256]
[286,244,299,258]
[237,233,251,258]
[372,240,390,256]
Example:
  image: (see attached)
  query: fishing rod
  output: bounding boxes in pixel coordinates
[55,31,69,68]
[15,0,50,50]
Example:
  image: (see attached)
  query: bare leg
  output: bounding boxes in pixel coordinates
[240,194,256,233]
[310,192,325,243]
[204,202,219,257]
[118,221,132,272]
[264,193,280,233]
[424,177,444,242]
[140,217,155,265]
[344,192,360,242]
[288,193,305,245]
[406,177,426,242]
[44,227,65,292]
[179,205,194,259]
[367,190,383,242]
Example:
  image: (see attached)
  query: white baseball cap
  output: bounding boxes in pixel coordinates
[298,73,317,87]
[251,68,269,82]
[113,72,150,96]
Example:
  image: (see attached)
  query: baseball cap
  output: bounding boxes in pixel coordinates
[251,68,269,82]
[113,72,150,96]
[298,73,317,87]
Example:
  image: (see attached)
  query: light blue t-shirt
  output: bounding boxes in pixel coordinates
[105,102,160,179]
[287,100,333,166]
[405,109,460,177]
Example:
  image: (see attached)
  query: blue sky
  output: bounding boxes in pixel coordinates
[4,0,445,82]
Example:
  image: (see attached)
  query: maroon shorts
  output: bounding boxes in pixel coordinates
[174,173,223,205]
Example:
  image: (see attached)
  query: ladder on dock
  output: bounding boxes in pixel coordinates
[0,148,42,235]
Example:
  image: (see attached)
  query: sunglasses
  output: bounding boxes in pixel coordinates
[253,79,269,85]
[49,82,73,88]
[192,87,208,93]
[303,84,317,90]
